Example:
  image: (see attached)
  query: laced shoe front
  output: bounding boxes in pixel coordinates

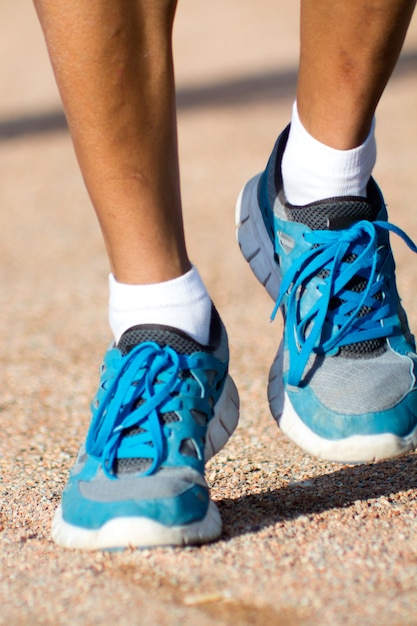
[52,306,239,550]
[236,127,417,462]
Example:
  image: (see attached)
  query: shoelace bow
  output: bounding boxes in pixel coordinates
[272,219,417,386]
[86,342,199,479]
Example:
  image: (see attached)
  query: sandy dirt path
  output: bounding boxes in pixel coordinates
[1,2,417,624]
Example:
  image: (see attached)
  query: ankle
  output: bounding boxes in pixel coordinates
[282,102,377,206]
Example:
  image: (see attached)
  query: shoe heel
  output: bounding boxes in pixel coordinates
[236,174,280,300]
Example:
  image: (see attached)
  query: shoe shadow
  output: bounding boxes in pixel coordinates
[217,453,417,539]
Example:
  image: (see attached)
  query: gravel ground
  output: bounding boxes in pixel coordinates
[1,2,417,625]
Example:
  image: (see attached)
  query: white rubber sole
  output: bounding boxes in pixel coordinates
[52,500,221,551]
[268,343,417,463]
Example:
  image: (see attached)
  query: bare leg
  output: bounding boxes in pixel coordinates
[33,0,189,284]
[34,0,240,551]
[297,0,416,149]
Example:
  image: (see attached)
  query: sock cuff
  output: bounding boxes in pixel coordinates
[290,101,376,175]
[282,101,377,204]
[109,266,209,313]
[108,266,212,344]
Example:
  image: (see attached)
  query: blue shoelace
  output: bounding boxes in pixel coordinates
[86,342,198,479]
[272,220,417,386]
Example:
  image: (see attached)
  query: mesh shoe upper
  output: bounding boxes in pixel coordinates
[86,322,227,479]
[57,305,234,536]
[260,128,417,430]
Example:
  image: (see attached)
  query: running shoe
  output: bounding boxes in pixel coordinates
[236,126,417,463]
[52,305,239,550]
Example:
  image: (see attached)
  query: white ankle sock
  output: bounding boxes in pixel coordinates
[282,102,377,206]
[109,266,212,345]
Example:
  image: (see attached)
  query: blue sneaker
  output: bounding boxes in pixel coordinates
[237,126,417,463]
[52,306,239,549]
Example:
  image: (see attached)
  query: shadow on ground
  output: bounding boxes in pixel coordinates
[218,453,417,539]
[0,48,416,142]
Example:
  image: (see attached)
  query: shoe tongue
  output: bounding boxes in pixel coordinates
[117,324,203,356]
[285,196,377,231]
[114,324,203,477]
[285,195,387,359]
